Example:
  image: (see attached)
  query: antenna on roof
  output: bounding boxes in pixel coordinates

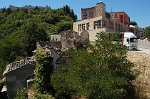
[111,8,112,12]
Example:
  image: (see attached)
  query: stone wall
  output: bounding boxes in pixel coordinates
[61,30,80,49]
[81,2,106,20]
[5,63,35,99]
[3,57,35,99]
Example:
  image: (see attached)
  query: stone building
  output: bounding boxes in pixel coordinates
[3,57,36,99]
[60,30,81,49]
[3,29,89,98]
[73,1,130,41]
[3,35,85,98]
[9,5,49,11]
[3,41,62,99]
[50,35,61,41]
[74,1,113,41]
[36,41,62,49]
[81,2,106,20]
[36,41,66,70]
[109,12,130,32]
[110,12,130,26]
[80,30,89,44]
[73,16,113,41]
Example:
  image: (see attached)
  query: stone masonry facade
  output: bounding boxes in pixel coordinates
[3,29,89,99]
[73,1,130,41]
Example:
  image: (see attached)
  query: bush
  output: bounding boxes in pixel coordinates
[34,48,54,94]
[15,88,27,99]
[51,33,137,99]
[144,26,150,40]
[34,93,55,99]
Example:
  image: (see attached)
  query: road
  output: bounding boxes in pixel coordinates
[137,39,150,55]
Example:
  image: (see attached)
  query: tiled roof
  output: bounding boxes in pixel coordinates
[3,57,35,75]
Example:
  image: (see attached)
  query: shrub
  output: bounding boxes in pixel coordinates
[51,33,137,99]
[15,88,27,99]
[34,48,53,94]
[34,93,55,99]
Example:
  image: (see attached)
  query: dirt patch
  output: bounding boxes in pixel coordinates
[127,51,150,99]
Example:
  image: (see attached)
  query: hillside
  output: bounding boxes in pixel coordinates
[0,5,77,79]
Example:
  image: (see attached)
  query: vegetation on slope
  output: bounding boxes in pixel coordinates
[51,33,137,99]
[20,33,137,99]
[0,5,76,79]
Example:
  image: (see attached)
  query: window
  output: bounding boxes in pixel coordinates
[127,39,129,42]
[82,24,86,30]
[89,11,94,18]
[97,20,101,28]
[86,23,90,30]
[102,20,106,27]
[83,14,87,19]
[82,12,87,19]
[94,20,101,29]
[130,38,138,42]
[94,21,98,29]
[78,24,82,31]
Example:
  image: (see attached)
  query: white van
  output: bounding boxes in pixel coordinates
[122,32,138,50]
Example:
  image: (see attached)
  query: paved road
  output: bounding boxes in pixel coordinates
[137,40,150,55]
[138,39,150,49]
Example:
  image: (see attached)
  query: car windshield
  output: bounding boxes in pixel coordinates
[130,38,138,42]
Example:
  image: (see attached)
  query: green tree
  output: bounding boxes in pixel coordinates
[0,5,77,84]
[0,59,8,79]
[15,88,27,99]
[34,93,55,99]
[22,22,49,56]
[34,48,53,94]
[144,26,150,40]
[0,33,26,62]
[51,33,136,99]
[56,21,73,33]
[62,5,77,21]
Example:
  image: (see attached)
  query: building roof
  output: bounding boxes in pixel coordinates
[81,1,105,10]
[81,7,95,10]
[96,1,105,5]
[3,57,35,75]
[130,21,137,26]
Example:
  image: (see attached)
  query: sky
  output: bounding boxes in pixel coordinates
[0,0,150,28]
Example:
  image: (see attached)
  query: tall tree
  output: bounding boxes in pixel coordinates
[144,26,150,40]
[34,48,54,94]
[51,33,136,99]
[0,5,77,80]
[23,22,49,56]
[62,5,77,21]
